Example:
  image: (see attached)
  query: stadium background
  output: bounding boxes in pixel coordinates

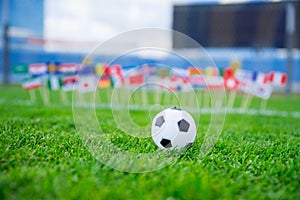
[0,1,299,199]
[0,0,299,91]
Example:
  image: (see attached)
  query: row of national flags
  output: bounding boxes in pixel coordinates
[20,62,288,100]
[26,62,78,76]
[223,67,287,99]
[21,62,79,92]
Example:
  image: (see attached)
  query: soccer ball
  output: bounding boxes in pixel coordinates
[151,107,196,150]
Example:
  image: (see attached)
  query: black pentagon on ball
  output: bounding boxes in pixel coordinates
[177,119,190,132]
[160,138,172,148]
[155,116,165,127]
[171,107,181,111]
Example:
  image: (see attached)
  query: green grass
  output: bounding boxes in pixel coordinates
[0,85,300,199]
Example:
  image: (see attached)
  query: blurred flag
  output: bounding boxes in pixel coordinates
[168,76,179,91]
[22,77,42,90]
[59,63,78,74]
[104,64,122,76]
[252,72,273,99]
[95,63,106,76]
[252,82,272,99]
[62,75,78,84]
[79,65,94,75]
[47,61,59,74]
[13,63,28,74]
[61,75,78,91]
[270,71,288,87]
[230,60,241,71]
[205,66,219,76]
[29,63,48,76]
[223,67,235,78]
[141,64,156,76]
[235,69,257,94]
[188,76,206,89]
[48,75,62,91]
[169,76,190,91]
[255,72,272,85]
[156,68,171,78]
[205,76,224,89]
[223,68,239,90]
[235,69,257,82]
[98,76,112,88]
[105,65,124,88]
[128,73,144,86]
[224,77,239,90]
[77,75,97,93]
[111,75,124,88]
[172,67,189,77]
[188,67,203,75]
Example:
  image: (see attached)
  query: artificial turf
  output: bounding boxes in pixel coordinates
[0,85,299,199]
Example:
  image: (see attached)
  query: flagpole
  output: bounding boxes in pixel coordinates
[39,87,49,105]
[44,75,50,105]
[260,98,267,110]
[149,88,154,105]
[141,87,147,107]
[124,86,131,107]
[29,90,36,102]
[166,90,172,107]
[227,90,237,109]
[180,91,187,107]
[203,89,210,108]
[117,87,125,108]
[188,90,195,108]
[241,93,253,110]
[127,87,132,107]
[96,87,102,105]
[45,83,50,105]
[42,74,50,105]
[117,87,124,107]
[60,90,68,104]
[199,89,204,108]
[178,91,184,108]
[154,88,161,105]
[106,88,111,106]
[76,90,84,105]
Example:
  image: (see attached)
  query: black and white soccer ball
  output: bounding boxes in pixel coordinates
[151,107,196,150]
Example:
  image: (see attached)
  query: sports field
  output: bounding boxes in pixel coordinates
[0,85,300,199]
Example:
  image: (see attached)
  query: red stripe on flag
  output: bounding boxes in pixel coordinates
[129,74,144,85]
[281,74,288,85]
[24,84,42,91]
[62,76,78,84]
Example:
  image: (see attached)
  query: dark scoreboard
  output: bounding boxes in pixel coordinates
[173,2,300,48]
